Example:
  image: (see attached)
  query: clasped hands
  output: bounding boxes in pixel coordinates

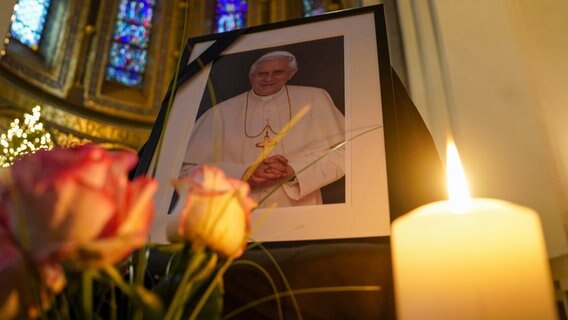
[247,155,295,188]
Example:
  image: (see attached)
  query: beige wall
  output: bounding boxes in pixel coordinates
[508,0,568,236]
[397,0,568,257]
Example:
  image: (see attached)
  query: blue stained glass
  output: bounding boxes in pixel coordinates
[117,0,154,28]
[215,0,247,33]
[114,21,150,47]
[105,0,155,87]
[107,43,148,73]
[302,0,325,17]
[10,0,52,50]
[105,66,143,87]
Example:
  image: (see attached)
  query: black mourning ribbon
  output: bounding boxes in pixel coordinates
[131,29,245,179]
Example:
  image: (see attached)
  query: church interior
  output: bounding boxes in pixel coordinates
[0,0,567,319]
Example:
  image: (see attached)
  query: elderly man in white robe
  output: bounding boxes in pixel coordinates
[180,51,345,208]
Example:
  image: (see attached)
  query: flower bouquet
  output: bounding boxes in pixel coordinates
[0,143,256,320]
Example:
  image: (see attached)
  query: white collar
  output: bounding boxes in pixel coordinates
[250,86,286,102]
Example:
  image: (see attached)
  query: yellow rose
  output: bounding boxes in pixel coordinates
[168,165,257,257]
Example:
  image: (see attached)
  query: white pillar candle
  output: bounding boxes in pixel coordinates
[391,143,557,320]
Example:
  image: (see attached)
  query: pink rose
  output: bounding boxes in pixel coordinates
[0,221,65,320]
[2,144,157,269]
[168,165,256,257]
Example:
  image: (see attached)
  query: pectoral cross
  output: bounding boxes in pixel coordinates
[255,130,277,159]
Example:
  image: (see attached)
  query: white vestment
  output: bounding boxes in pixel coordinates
[180,85,345,208]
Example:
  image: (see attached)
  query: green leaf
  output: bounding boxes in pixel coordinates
[180,281,223,320]
[153,248,223,320]
[101,265,164,319]
[132,285,164,320]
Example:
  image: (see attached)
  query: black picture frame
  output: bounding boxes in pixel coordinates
[140,5,396,243]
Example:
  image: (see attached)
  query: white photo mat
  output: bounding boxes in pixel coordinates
[150,9,390,243]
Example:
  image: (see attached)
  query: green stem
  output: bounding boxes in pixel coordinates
[110,285,118,320]
[164,249,208,320]
[228,259,283,320]
[147,0,191,177]
[222,285,381,320]
[81,271,94,320]
[188,255,226,320]
[257,125,381,206]
[131,247,149,320]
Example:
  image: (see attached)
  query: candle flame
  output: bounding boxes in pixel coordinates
[446,141,471,210]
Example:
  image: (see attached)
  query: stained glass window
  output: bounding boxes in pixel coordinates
[105,0,156,87]
[303,0,325,17]
[10,0,52,50]
[215,0,247,33]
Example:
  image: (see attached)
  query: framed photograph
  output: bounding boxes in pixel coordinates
[147,5,394,243]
